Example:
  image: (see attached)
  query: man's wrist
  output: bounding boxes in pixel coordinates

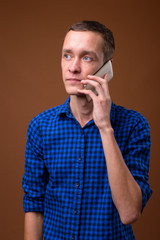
[99,124,114,135]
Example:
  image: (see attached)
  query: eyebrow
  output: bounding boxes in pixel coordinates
[62,49,98,58]
[62,49,72,53]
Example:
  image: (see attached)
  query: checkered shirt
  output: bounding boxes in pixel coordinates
[22,97,152,240]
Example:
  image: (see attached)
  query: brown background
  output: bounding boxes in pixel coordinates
[0,0,160,239]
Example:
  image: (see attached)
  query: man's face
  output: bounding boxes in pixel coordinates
[61,30,104,95]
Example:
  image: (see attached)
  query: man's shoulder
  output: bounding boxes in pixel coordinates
[28,103,65,129]
[112,103,149,128]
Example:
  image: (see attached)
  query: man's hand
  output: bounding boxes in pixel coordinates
[77,74,112,130]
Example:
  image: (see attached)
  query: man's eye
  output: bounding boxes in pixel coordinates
[83,56,92,61]
[64,54,71,60]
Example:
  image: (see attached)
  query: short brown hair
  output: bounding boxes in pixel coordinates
[69,20,115,62]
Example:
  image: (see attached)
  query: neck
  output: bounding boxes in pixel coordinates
[70,95,93,127]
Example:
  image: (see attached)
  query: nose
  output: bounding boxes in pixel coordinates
[69,58,81,74]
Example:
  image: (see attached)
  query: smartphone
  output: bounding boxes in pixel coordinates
[85,60,113,96]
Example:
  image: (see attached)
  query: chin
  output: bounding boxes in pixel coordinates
[66,91,83,97]
[65,86,83,96]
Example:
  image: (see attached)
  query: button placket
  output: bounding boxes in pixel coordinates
[71,128,85,239]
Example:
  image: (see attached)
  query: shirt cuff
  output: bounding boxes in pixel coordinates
[23,194,44,212]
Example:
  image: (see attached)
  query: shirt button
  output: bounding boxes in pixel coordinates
[72,235,75,240]
[78,157,81,161]
[74,209,77,214]
[76,183,80,188]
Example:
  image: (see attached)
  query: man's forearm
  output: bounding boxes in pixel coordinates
[100,127,142,225]
[24,212,43,240]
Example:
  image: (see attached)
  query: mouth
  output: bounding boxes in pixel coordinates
[66,78,82,83]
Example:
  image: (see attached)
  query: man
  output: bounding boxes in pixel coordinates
[22,21,152,240]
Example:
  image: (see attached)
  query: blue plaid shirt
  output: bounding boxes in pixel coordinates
[22,97,152,240]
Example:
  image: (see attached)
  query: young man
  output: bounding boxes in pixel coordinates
[22,21,152,240]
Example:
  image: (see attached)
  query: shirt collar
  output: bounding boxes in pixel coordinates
[56,97,73,118]
[57,97,116,127]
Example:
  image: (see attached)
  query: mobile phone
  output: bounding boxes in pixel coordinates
[85,60,113,96]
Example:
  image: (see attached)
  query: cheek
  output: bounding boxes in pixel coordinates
[61,65,67,79]
[61,61,69,74]
[83,66,97,77]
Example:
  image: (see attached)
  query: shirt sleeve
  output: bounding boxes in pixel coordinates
[22,117,48,212]
[123,115,152,211]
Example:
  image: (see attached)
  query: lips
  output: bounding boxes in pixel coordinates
[66,78,81,83]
